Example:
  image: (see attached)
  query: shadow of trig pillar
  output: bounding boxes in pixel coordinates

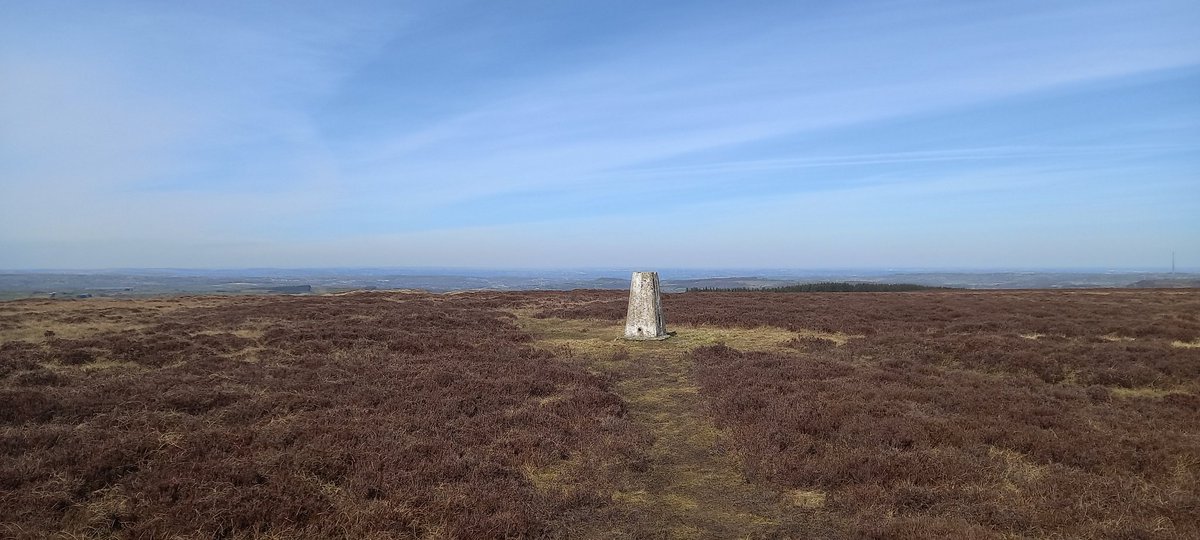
[624,271,669,340]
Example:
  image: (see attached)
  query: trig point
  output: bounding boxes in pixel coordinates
[624,271,669,340]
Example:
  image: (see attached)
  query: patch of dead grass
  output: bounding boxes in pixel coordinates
[989,446,1045,486]
[1019,332,1068,340]
[1171,338,1200,349]
[515,314,851,363]
[196,327,266,340]
[787,489,827,508]
[1110,386,1190,399]
[77,359,146,372]
[1,320,150,344]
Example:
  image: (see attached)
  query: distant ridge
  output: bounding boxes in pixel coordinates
[3,270,1199,300]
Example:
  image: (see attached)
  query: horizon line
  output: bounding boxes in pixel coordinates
[2,266,1196,274]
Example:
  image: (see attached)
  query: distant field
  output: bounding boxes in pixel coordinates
[1,290,1198,538]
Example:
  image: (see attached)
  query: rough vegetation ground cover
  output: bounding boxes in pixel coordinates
[514,312,849,538]
[1,289,1198,538]
[536,289,1200,538]
[0,293,643,538]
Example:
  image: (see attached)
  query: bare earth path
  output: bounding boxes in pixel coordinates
[515,313,850,539]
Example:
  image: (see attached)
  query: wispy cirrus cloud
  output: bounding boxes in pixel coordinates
[609,144,1200,177]
[1,0,1197,268]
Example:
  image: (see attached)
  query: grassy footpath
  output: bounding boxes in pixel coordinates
[515,311,853,538]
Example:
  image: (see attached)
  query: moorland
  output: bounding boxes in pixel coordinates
[4,269,1198,301]
[2,289,1198,538]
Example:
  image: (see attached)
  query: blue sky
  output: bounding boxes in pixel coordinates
[1,0,1198,269]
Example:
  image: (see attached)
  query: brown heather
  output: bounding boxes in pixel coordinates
[0,293,643,538]
[1,289,1198,538]
[538,289,1200,538]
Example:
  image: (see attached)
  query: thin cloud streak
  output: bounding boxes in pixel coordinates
[0,0,1197,268]
[334,1,1199,208]
[610,144,1200,177]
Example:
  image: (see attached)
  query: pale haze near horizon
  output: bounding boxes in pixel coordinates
[1,0,1198,270]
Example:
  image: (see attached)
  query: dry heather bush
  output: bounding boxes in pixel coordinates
[4,289,1198,538]
[785,335,839,351]
[540,290,1198,336]
[540,290,1200,387]
[674,289,1200,539]
[538,289,1200,537]
[694,342,1200,538]
[0,293,645,539]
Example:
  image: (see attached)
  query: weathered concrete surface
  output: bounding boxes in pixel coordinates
[625,271,669,340]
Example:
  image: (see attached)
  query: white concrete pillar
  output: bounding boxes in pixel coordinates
[624,271,669,340]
